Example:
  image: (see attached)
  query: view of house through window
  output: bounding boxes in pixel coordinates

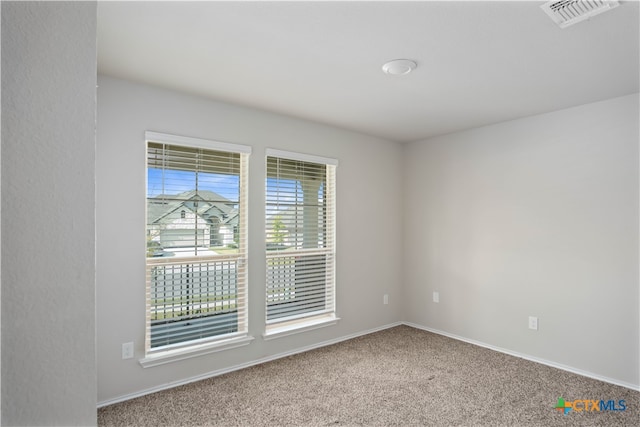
[145,135,249,352]
[265,151,337,332]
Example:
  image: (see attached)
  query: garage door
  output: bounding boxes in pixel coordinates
[160,229,207,248]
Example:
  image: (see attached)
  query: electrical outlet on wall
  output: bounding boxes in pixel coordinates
[122,342,134,359]
[433,291,439,303]
[383,294,389,305]
[528,316,538,331]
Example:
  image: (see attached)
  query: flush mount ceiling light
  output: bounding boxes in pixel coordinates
[382,59,417,76]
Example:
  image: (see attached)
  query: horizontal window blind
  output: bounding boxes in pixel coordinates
[146,135,248,353]
[266,154,336,328]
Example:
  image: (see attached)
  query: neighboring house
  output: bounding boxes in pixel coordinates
[147,190,238,249]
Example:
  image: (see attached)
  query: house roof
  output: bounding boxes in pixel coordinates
[151,190,231,203]
[148,190,238,226]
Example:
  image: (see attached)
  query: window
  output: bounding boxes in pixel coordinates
[265,149,338,336]
[144,132,250,358]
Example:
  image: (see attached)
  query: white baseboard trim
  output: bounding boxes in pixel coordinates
[97,321,403,408]
[403,321,640,392]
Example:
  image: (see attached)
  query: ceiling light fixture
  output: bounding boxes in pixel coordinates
[382,59,417,76]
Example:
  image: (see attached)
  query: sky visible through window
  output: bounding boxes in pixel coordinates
[147,168,239,201]
[147,168,323,213]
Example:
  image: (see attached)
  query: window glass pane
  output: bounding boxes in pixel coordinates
[146,140,247,352]
[266,157,327,251]
[265,154,336,328]
[147,143,241,257]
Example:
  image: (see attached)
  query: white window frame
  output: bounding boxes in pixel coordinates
[264,149,339,339]
[141,132,252,367]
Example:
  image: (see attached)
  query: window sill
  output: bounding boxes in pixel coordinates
[263,315,340,340]
[139,335,254,368]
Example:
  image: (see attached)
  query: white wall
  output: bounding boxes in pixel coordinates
[403,94,639,388]
[96,76,404,403]
[1,2,97,425]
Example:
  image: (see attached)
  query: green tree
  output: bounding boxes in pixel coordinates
[272,215,285,244]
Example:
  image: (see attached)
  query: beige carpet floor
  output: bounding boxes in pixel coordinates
[98,325,639,426]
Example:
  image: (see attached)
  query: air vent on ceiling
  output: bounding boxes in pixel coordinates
[541,0,619,28]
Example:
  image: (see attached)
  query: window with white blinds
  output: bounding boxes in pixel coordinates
[265,150,337,333]
[145,132,250,354]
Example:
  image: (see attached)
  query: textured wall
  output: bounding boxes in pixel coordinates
[1,2,97,425]
[403,94,639,388]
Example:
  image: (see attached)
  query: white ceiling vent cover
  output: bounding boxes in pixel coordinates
[541,0,619,28]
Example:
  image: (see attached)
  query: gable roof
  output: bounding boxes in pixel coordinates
[147,190,238,225]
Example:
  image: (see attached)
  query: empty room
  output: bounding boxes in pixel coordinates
[1,1,639,426]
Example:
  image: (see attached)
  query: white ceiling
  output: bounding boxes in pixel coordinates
[97,1,639,143]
